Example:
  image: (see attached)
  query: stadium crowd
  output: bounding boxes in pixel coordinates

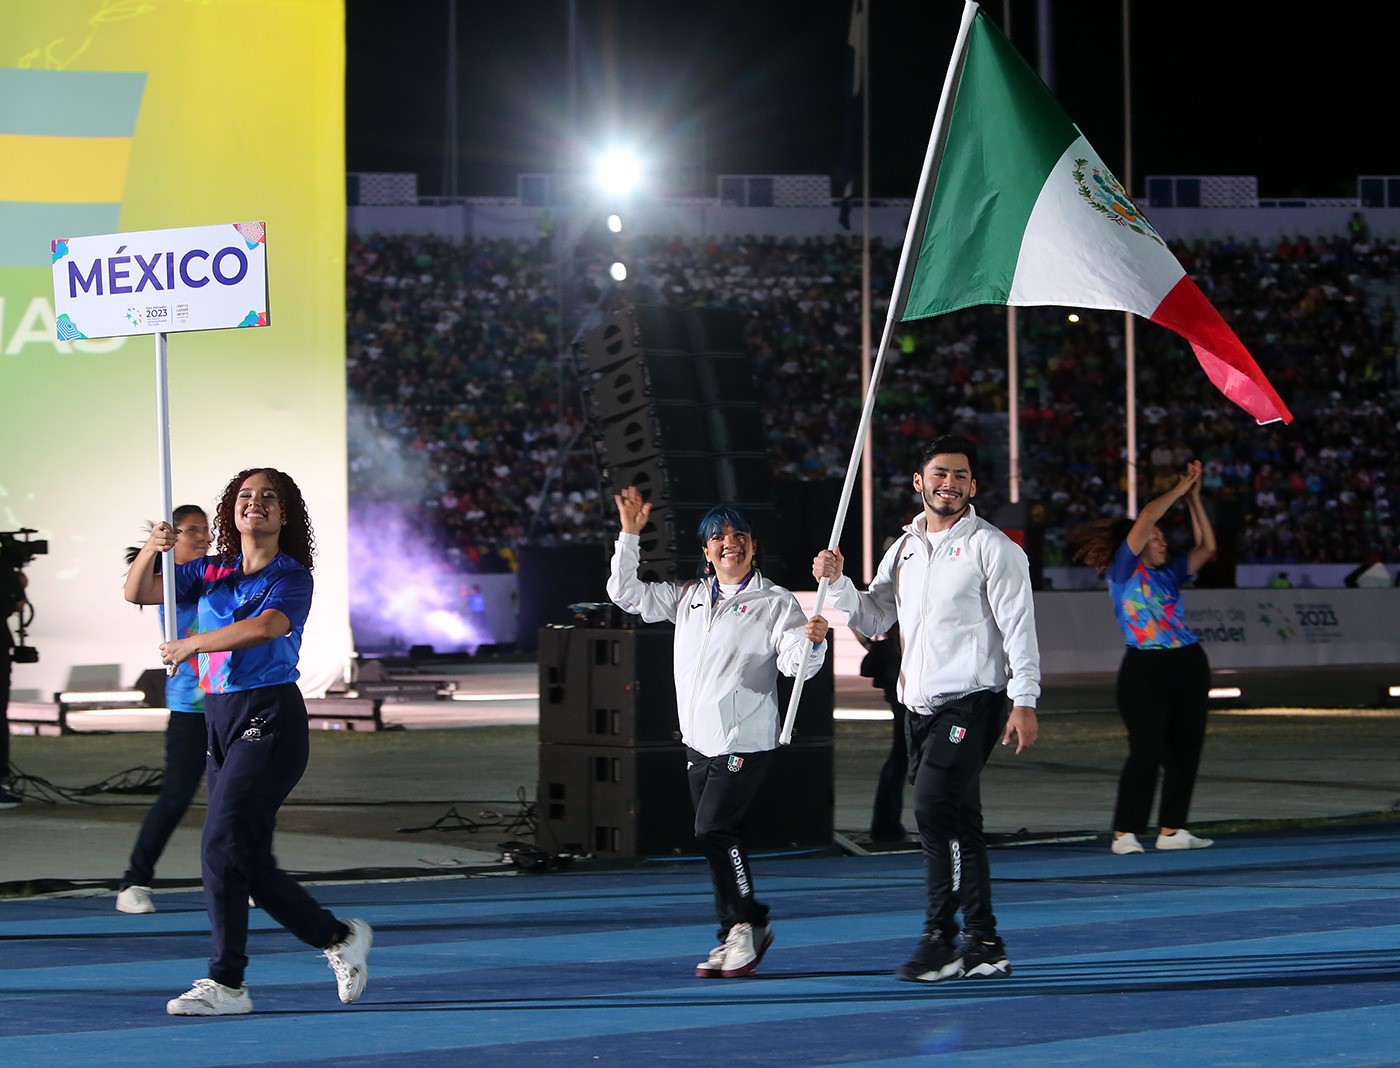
[345,225,1400,577]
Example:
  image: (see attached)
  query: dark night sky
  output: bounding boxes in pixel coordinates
[346,1,1396,202]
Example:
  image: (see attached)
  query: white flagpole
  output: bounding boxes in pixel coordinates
[1122,0,1138,517]
[859,0,873,583]
[780,0,980,744]
[154,331,177,643]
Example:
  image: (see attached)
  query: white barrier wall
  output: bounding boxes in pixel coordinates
[796,587,1400,679]
[1035,589,1400,674]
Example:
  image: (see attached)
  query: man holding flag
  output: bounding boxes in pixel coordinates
[813,434,1039,983]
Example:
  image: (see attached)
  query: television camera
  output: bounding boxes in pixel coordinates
[1,528,46,664]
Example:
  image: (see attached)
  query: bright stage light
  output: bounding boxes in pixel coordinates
[595,149,642,196]
[607,213,623,233]
[609,261,628,282]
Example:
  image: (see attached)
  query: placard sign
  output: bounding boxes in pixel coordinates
[50,221,268,340]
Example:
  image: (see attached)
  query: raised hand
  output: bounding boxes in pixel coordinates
[614,485,651,535]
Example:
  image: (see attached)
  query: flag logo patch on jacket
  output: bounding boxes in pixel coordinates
[727,755,744,772]
[949,725,966,744]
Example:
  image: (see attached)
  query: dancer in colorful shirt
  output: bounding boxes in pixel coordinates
[1072,460,1217,855]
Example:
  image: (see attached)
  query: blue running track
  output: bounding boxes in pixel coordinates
[2,826,1398,1066]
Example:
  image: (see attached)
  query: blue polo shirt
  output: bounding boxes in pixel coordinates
[174,553,313,693]
[158,600,205,713]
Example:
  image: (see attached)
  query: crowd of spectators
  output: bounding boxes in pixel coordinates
[346,225,1400,577]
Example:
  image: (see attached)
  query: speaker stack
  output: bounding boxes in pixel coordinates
[576,304,792,586]
[536,624,836,860]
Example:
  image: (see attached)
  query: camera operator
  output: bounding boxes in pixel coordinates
[0,564,26,808]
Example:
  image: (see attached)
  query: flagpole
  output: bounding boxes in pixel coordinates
[154,331,177,643]
[780,0,980,745]
[859,0,873,583]
[1004,4,1019,507]
[1122,0,1137,516]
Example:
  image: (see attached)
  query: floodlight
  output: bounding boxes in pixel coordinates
[607,214,623,233]
[609,261,628,282]
[595,149,641,196]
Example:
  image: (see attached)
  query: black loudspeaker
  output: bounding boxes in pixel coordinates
[536,627,835,858]
[537,626,679,746]
[537,742,834,859]
[579,304,782,583]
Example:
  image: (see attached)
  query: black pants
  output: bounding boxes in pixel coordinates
[203,684,342,988]
[1113,643,1211,834]
[870,701,909,840]
[908,691,1006,942]
[122,710,207,887]
[687,746,774,939]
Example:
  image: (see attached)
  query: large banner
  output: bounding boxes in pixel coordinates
[0,0,347,699]
[1036,589,1400,674]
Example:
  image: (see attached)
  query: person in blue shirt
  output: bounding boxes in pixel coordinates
[125,468,371,1016]
[1071,460,1218,856]
[117,505,211,915]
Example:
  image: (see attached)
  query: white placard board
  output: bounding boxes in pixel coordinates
[50,221,268,340]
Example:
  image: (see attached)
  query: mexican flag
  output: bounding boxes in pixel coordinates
[898,3,1292,425]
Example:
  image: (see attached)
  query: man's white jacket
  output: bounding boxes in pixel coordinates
[826,505,1041,711]
[607,531,827,757]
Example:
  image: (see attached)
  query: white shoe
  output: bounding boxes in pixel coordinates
[1156,829,1214,850]
[116,885,155,914]
[695,941,728,978]
[719,922,774,978]
[167,978,252,1016]
[1111,833,1145,855]
[323,918,373,1003]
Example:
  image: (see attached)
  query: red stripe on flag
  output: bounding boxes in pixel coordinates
[1150,275,1293,425]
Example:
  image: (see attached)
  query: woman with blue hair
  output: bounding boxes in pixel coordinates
[607,486,829,979]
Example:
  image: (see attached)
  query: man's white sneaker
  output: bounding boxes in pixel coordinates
[1111,833,1145,855]
[1156,829,1214,850]
[116,886,156,914]
[719,922,773,978]
[166,978,252,1016]
[323,918,373,1003]
[695,941,728,978]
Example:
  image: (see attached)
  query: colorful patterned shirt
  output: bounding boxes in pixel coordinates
[174,553,313,693]
[1106,540,1198,650]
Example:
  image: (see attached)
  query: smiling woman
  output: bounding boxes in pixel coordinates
[606,484,829,980]
[123,468,370,1017]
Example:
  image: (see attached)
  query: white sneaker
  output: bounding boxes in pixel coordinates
[323,918,373,1003]
[695,942,728,978]
[167,978,253,1016]
[1111,833,1145,855]
[719,922,773,978]
[116,886,155,914]
[1156,829,1214,850]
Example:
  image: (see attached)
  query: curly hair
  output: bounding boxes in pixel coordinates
[1068,516,1135,577]
[212,468,316,572]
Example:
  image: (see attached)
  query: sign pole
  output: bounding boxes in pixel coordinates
[154,330,177,642]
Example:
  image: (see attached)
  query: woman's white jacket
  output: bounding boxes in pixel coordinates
[607,531,827,757]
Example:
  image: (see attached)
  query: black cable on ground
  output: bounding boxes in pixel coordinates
[4,762,165,805]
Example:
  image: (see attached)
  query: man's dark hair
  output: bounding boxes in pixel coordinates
[916,435,979,481]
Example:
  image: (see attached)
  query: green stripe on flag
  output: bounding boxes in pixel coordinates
[901,10,1078,321]
[0,69,146,137]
